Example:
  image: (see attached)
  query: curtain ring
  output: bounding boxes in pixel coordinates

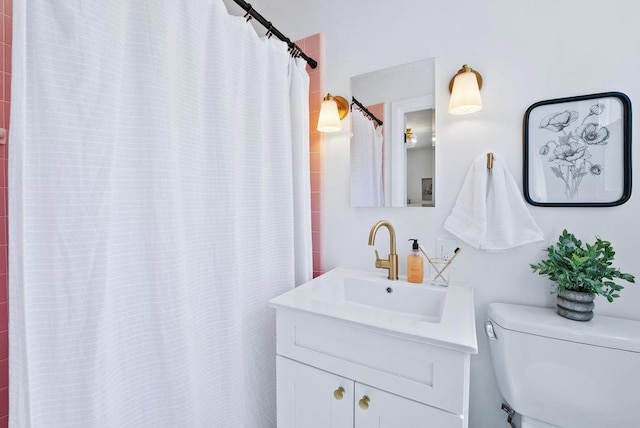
[266,22,273,38]
[243,5,253,22]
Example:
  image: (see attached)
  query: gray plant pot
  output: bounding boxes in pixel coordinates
[556,289,596,321]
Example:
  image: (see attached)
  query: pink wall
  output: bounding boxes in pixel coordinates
[296,34,325,278]
[0,0,10,425]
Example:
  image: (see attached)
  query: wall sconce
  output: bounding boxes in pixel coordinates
[317,93,349,132]
[405,128,417,147]
[448,64,483,115]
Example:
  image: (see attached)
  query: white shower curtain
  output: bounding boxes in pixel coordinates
[9,1,311,427]
[350,109,384,207]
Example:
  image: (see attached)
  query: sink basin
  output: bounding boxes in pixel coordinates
[311,275,446,323]
[269,268,478,353]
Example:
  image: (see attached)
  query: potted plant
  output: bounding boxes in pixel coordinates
[531,229,635,321]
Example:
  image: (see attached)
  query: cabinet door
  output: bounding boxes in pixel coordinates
[277,356,354,428]
[354,383,464,428]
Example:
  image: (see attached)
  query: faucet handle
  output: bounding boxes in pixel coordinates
[374,249,386,269]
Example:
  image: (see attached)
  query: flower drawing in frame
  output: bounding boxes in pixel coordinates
[523,92,632,207]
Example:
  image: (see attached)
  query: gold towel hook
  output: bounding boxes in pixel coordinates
[487,152,494,170]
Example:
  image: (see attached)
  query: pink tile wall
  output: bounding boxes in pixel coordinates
[366,103,384,126]
[295,34,325,278]
[0,0,9,425]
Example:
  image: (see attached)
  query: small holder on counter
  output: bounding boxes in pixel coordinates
[429,258,451,286]
[419,246,460,287]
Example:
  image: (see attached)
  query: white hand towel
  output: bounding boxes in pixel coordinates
[444,153,543,251]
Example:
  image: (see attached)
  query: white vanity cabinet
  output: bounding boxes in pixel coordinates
[277,356,463,428]
[273,309,470,428]
[276,357,353,427]
[269,268,477,428]
[354,382,463,428]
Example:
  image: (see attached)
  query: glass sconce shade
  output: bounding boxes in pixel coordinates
[317,94,349,132]
[405,128,417,146]
[448,65,483,115]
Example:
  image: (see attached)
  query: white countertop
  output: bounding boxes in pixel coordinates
[269,267,478,354]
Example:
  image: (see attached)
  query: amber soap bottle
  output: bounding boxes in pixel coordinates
[407,239,424,284]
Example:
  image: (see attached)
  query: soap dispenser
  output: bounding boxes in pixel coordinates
[407,239,424,284]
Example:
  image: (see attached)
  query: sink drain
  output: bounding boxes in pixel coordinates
[386,287,393,294]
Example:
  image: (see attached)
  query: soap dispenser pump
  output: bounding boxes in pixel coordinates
[407,239,424,284]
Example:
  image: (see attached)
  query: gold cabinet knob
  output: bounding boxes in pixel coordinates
[333,386,345,400]
[358,395,370,410]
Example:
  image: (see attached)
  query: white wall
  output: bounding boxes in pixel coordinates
[223,1,640,426]
[407,148,433,203]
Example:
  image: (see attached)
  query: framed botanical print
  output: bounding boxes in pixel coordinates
[523,92,632,207]
[422,177,433,202]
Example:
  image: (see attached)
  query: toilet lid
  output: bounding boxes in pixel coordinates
[488,303,640,353]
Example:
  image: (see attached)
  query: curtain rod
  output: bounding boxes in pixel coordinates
[231,0,318,69]
[351,97,383,126]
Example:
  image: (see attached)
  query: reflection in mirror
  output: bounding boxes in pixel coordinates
[406,109,435,206]
[350,103,384,207]
[350,58,435,207]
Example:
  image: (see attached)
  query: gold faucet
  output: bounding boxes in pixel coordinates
[368,220,398,280]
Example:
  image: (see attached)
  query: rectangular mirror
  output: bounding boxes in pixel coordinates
[350,58,436,207]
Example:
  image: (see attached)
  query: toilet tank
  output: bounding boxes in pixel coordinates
[487,303,640,428]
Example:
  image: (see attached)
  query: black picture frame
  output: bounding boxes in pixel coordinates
[422,177,433,202]
[523,92,632,207]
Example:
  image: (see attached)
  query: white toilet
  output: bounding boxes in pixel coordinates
[486,302,640,428]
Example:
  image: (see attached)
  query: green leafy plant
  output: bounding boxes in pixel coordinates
[531,229,635,302]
